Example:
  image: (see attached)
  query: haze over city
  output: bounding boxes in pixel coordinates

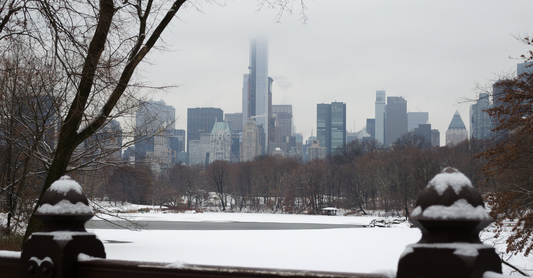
[138,0,533,145]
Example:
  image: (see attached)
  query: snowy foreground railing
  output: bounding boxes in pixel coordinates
[0,169,507,278]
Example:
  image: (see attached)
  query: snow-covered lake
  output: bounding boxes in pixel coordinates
[87,212,531,276]
[88,212,419,276]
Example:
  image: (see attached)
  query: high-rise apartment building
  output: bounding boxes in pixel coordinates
[169,129,186,155]
[431,129,440,147]
[188,134,211,166]
[518,61,533,78]
[446,111,468,146]
[135,100,175,161]
[375,90,386,144]
[385,96,407,146]
[187,107,223,152]
[272,105,293,152]
[407,112,429,132]
[307,139,326,161]
[242,37,270,155]
[366,119,375,141]
[241,118,261,162]
[225,113,243,134]
[414,123,432,147]
[317,102,346,155]
[470,93,491,140]
[209,122,232,164]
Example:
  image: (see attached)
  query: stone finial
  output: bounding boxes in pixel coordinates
[397,168,501,278]
[34,176,94,232]
[22,176,105,278]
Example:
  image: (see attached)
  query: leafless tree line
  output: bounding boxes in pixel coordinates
[82,135,493,218]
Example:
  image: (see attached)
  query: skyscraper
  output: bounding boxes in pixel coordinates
[169,129,186,162]
[375,90,386,144]
[225,113,243,134]
[272,105,293,152]
[414,123,432,147]
[187,107,223,153]
[241,117,261,162]
[317,102,346,155]
[385,96,407,146]
[242,37,270,155]
[209,121,232,164]
[518,61,533,79]
[407,112,429,132]
[135,100,175,161]
[446,111,468,146]
[366,119,375,141]
[470,93,491,140]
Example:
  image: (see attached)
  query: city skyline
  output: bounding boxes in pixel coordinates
[134,1,532,147]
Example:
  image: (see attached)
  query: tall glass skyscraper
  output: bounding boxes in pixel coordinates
[242,37,269,155]
[385,96,407,146]
[375,90,386,144]
[186,107,223,153]
[470,93,491,140]
[316,102,346,155]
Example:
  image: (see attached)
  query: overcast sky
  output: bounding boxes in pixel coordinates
[138,0,533,146]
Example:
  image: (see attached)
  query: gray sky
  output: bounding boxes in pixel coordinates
[139,0,533,145]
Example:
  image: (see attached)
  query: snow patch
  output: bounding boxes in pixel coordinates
[49,176,83,195]
[33,231,98,239]
[454,246,479,257]
[78,253,102,262]
[429,170,473,195]
[483,271,510,278]
[411,199,490,220]
[37,199,93,214]
[166,260,187,268]
[400,246,414,258]
[0,250,21,259]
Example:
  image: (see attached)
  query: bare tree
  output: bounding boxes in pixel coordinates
[12,0,189,242]
[205,160,231,211]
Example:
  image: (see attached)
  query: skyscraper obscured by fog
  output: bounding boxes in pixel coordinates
[385,96,407,146]
[375,90,386,144]
[242,37,270,155]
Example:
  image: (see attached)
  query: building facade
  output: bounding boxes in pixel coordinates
[317,102,346,155]
[375,90,386,144]
[209,122,232,164]
[240,118,261,162]
[307,140,326,160]
[135,100,175,162]
[385,96,407,146]
[225,113,243,134]
[242,37,270,155]
[431,129,440,147]
[188,134,211,166]
[446,111,468,146]
[407,112,429,132]
[187,107,223,153]
[470,93,491,140]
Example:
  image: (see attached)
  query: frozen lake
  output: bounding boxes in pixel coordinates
[87,212,418,275]
[86,212,530,276]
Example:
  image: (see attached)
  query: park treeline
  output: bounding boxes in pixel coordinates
[91,136,494,217]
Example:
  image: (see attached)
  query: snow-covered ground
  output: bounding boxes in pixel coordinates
[86,211,532,276]
[87,212,417,275]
